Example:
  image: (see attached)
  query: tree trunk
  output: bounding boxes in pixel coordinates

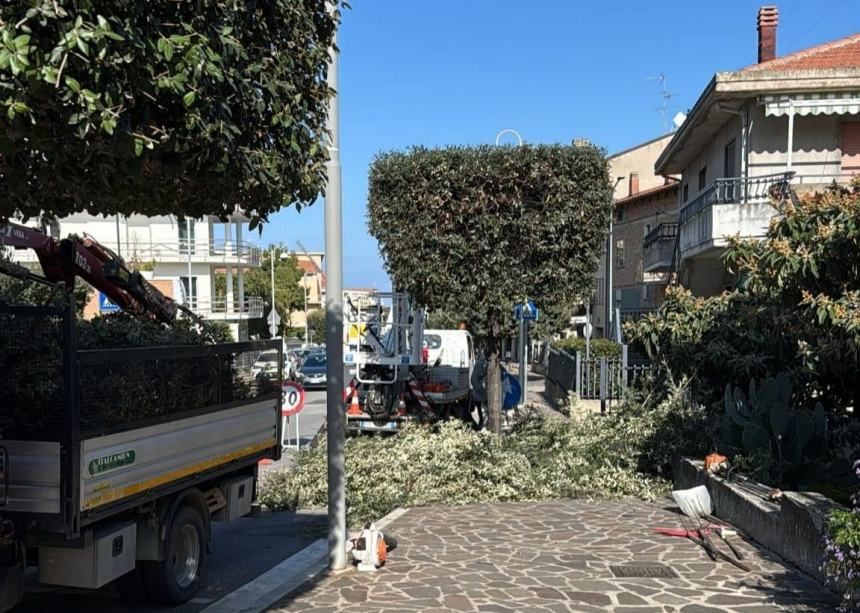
[486,308,502,435]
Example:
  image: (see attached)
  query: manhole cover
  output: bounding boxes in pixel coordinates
[610,564,678,579]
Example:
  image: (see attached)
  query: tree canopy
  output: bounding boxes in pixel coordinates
[368,144,613,432]
[0,1,343,226]
[368,144,613,340]
[215,245,304,339]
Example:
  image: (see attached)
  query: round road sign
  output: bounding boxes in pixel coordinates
[282,381,306,417]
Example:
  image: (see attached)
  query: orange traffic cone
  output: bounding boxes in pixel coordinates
[348,393,361,416]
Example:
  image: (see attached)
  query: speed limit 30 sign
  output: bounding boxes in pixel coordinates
[282,381,306,417]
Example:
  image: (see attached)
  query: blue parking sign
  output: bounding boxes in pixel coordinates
[99,292,121,313]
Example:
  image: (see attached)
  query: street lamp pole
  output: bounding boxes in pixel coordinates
[324,7,346,572]
[270,245,276,336]
[304,282,309,346]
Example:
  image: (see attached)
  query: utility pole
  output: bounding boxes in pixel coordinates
[324,6,346,572]
[270,245,276,337]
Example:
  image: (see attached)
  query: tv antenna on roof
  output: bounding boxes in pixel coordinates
[647,73,678,134]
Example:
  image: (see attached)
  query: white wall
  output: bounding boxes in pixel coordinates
[679,114,742,204]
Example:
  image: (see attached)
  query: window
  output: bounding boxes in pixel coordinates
[724,140,737,177]
[423,334,442,350]
[842,122,860,175]
[179,276,197,308]
[615,239,625,269]
[642,285,651,302]
[643,223,652,238]
[698,166,707,191]
[178,220,196,254]
[683,184,689,202]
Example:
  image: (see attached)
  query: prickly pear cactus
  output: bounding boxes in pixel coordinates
[723,373,827,485]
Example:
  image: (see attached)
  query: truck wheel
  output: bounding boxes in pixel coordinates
[142,505,207,604]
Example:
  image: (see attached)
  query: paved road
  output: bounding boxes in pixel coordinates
[13,510,326,613]
[12,388,330,613]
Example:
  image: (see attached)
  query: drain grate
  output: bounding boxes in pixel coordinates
[610,563,679,579]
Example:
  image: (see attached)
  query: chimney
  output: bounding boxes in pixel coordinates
[757,6,778,63]
[628,172,639,197]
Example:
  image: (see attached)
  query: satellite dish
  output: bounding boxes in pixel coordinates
[673,112,687,129]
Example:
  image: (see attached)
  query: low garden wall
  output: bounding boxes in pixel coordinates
[675,457,844,583]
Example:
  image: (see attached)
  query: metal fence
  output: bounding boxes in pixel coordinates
[544,345,653,412]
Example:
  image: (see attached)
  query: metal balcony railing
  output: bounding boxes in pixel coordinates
[127,239,261,266]
[679,172,795,225]
[190,297,265,319]
[643,223,678,274]
[643,223,678,248]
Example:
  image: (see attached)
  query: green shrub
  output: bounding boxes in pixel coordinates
[552,337,622,358]
[260,410,671,527]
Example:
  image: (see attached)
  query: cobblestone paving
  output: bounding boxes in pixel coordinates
[269,499,838,612]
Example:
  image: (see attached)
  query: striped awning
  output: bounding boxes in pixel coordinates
[762,92,860,117]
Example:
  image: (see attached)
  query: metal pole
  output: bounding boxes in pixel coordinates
[304,283,309,346]
[523,322,528,405]
[585,301,591,362]
[324,10,346,572]
[604,220,613,339]
[786,99,795,171]
[270,245,276,336]
[186,218,193,308]
[518,317,526,406]
[115,215,122,257]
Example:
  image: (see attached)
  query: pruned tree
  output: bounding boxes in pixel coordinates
[368,144,612,432]
[0,1,343,226]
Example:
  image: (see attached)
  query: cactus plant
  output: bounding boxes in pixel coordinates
[724,373,827,487]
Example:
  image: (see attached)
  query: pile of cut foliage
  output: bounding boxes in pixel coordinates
[260,387,711,526]
[0,282,247,438]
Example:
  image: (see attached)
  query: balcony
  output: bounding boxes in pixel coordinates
[642,223,678,279]
[189,297,265,321]
[126,239,261,267]
[678,172,793,260]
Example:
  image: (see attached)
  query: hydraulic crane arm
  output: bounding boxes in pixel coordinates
[1,221,180,323]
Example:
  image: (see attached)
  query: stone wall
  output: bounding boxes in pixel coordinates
[674,457,843,582]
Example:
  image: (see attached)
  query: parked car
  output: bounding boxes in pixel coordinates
[296,353,327,388]
[252,349,295,380]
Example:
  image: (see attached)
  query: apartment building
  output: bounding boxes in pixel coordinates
[291,251,326,330]
[7,213,263,340]
[655,6,860,296]
[590,134,678,337]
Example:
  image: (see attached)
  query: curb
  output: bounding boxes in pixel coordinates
[201,507,408,613]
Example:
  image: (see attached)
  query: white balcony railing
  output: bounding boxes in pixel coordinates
[3,238,261,267]
[189,297,265,320]
[124,239,261,266]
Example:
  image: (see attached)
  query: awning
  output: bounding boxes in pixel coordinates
[761,92,860,117]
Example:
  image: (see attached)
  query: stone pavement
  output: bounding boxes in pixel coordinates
[268,499,837,612]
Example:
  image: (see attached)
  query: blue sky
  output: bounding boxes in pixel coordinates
[260,0,855,289]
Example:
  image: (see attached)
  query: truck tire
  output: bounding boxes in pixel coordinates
[142,505,207,604]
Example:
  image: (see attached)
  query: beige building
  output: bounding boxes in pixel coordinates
[590,134,678,337]
[290,251,325,330]
[656,6,860,296]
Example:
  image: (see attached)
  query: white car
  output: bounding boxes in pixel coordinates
[251,350,295,380]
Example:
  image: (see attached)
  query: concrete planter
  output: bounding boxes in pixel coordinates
[674,457,844,582]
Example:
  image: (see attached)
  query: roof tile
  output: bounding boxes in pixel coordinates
[742,32,860,72]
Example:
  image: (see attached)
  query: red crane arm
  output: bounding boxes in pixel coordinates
[2,222,180,324]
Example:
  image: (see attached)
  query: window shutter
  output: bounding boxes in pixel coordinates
[842,122,860,174]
